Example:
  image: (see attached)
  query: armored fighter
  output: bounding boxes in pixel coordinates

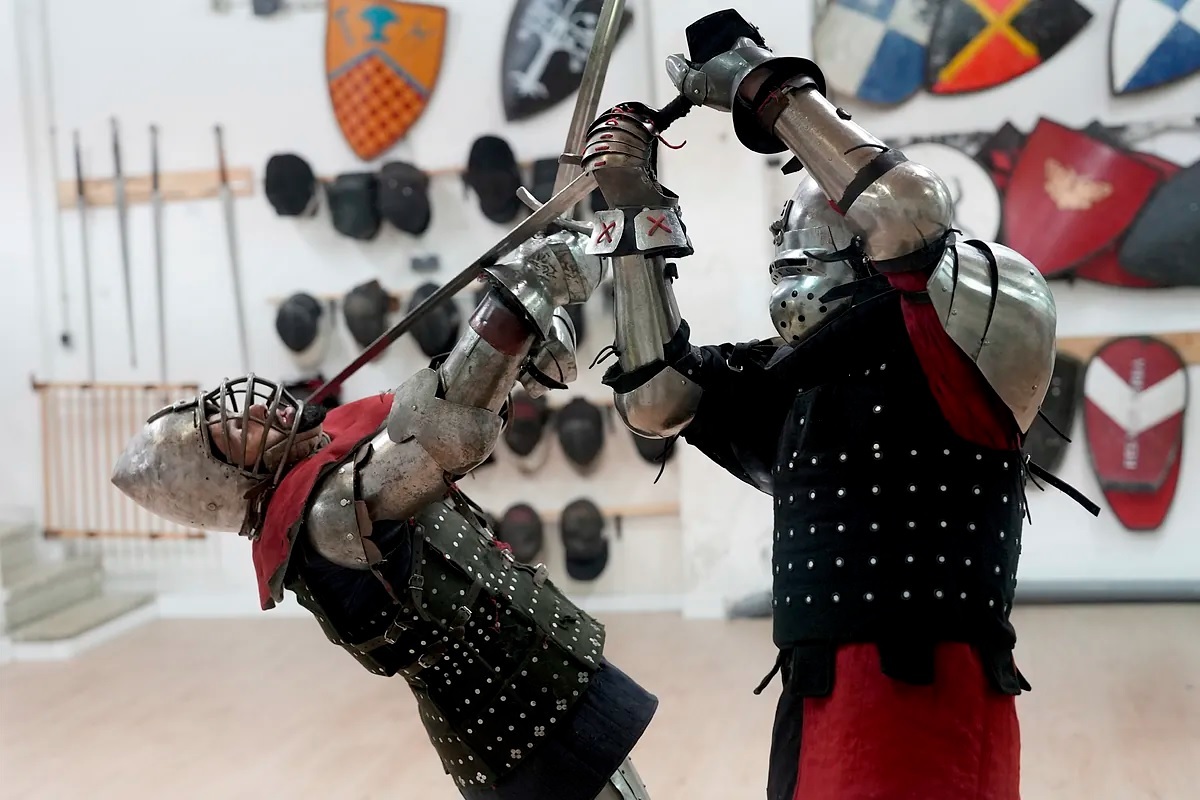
[584,10,1098,799]
[111,230,655,800]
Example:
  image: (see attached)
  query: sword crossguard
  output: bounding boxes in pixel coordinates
[515,186,593,235]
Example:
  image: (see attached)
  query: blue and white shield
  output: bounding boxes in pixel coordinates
[1110,0,1200,94]
[813,0,942,105]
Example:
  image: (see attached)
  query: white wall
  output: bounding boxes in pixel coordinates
[2,0,1199,617]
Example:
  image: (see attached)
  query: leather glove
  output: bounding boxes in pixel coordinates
[581,102,676,209]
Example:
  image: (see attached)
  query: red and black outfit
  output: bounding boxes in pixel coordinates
[668,277,1042,800]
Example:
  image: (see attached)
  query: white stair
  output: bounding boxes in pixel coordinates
[2,555,103,631]
[8,592,154,642]
[0,521,40,583]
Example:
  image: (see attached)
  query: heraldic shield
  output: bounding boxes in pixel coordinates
[1084,336,1189,531]
[1002,118,1163,278]
[326,0,447,161]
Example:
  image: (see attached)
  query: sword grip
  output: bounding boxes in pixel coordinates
[110,118,122,176]
[72,130,85,199]
[652,95,696,133]
[214,124,229,185]
[150,124,160,192]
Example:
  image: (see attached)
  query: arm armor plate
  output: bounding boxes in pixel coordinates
[927,240,1057,433]
[603,254,704,438]
[307,368,506,569]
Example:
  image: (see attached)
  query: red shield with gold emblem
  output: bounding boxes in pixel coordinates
[1084,337,1188,531]
[326,0,447,161]
[1074,150,1179,288]
[1001,119,1163,278]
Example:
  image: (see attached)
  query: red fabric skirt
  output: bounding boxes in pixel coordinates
[793,644,1021,800]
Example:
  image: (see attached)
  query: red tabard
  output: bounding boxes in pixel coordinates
[251,393,394,610]
[792,274,1023,799]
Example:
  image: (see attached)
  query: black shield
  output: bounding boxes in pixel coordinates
[1021,351,1083,473]
[501,0,634,122]
[1117,162,1200,287]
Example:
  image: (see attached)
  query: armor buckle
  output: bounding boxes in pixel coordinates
[418,644,447,668]
[408,574,425,591]
[533,564,549,587]
[383,618,409,645]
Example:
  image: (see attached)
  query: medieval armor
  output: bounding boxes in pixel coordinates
[111,374,310,532]
[927,241,1057,433]
[112,227,657,800]
[768,173,871,346]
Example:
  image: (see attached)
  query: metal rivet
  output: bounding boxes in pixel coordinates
[870,523,879,531]
[864,593,874,601]
[872,486,880,495]
[906,555,914,563]
[935,590,944,598]
[837,524,845,532]
[903,590,911,599]
[869,557,877,565]
[832,593,840,603]
[835,557,844,567]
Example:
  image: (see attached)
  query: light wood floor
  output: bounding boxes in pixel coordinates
[0,605,1197,800]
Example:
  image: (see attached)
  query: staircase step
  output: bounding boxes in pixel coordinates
[8,592,154,642]
[0,524,40,584]
[2,557,103,631]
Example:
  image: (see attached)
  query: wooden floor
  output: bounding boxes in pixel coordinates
[0,604,1197,800]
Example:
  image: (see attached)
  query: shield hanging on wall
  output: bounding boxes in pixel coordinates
[1117,161,1200,286]
[974,121,1028,198]
[812,0,942,104]
[326,0,448,161]
[1022,351,1083,474]
[925,0,1093,94]
[901,141,1003,239]
[1083,336,1188,531]
[501,0,634,122]
[1074,149,1179,288]
[1109,0,1200,95]
[1002,118,1163,278]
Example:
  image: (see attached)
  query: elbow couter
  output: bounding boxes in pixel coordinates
[612,366,703,438]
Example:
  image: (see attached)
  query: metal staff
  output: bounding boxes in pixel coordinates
[48,126,72,348]
[215,124,250,373]
[73,131,97,382]
[150,124,167,383]
[111,118,137,367]
[308,0,628,404]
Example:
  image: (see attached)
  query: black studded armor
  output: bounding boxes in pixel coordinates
[286,492,606,790]
[678,291,1030,696]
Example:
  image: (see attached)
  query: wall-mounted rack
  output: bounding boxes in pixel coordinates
[55,167,254,209]
[1059,330,1200,364]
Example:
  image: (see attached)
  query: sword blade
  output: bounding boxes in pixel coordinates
[215,124,250,373]
[111,118,136,367]
[151,124,166,383]
[553,0,625,198]
[310,171,598,404]
[73,130,97,382]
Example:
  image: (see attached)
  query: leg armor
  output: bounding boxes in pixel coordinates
[593,757,653,800]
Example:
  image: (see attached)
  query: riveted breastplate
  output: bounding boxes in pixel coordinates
[289,493,605,790]
[768,300,1027,690]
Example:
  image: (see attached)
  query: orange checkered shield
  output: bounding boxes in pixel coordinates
[326,0,447,161]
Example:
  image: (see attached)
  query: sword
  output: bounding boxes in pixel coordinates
[151,124,167,383]
[215,124,250,373]
[111,118,137,367]
[553,0,626,201]
[73,131,97,382]
[308,0,630,405]
[49,126,72,348]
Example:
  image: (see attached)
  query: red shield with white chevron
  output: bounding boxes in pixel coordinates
[1083,337,1188,530]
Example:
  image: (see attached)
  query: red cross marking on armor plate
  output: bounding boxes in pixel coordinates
[596,220,618,243]
[647,214,671,236]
